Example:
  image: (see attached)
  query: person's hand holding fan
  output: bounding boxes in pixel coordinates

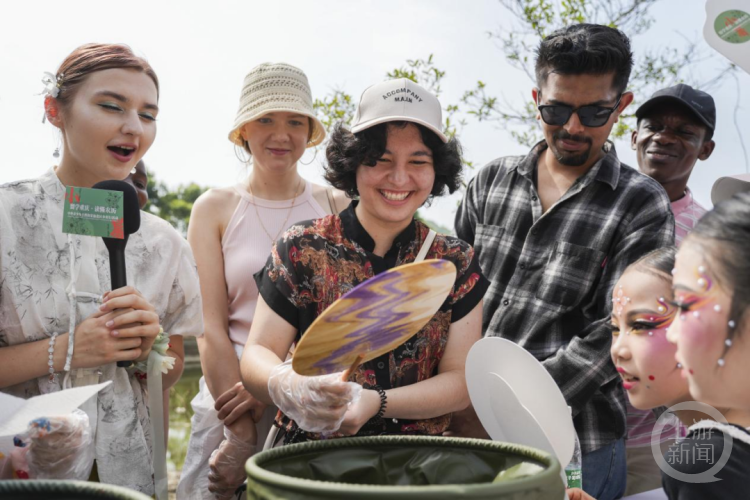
[268,260,456,433]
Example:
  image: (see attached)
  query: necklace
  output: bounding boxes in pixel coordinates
[247,178,303,243]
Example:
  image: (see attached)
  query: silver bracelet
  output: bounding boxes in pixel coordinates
[48,332,59,382]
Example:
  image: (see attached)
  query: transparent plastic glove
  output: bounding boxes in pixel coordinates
[267,360,362,433]
[20,409,93,480]
[207,427,256,500]
[10,443,30,479]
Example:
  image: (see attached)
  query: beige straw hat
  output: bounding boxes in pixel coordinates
[228,62,326,148]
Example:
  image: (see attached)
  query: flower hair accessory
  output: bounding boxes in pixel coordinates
[40,72,64,124]
[40,72,63,99]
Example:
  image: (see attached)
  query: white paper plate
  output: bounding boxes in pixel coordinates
[466,337,575,467]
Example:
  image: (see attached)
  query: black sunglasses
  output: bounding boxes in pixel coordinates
[537,93,623,128]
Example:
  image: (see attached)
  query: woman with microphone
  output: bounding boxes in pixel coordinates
[0,44,202,496]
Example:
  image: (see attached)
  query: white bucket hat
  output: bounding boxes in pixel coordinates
[711,173,750,204]
[351,78,448,143]
[228,62,326,148]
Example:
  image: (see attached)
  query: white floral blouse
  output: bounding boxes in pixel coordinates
[0,168,203,494]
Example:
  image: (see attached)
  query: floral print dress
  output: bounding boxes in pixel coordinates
[0,168,203,495]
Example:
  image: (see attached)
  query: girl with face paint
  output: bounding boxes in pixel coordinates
[570,194,750,499]
[609,248,690,495]
[667,195,750,412]
[611,248,685,413]
[660,192,750,499]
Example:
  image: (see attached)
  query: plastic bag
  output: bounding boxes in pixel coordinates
[267,360,362,433]
[11,409,93,480]
[208,427,256,500]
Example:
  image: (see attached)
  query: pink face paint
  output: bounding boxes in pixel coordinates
[673,265,719,324]
[615,286,626,316]
[696,265,711,291]
[672,301,718,378]
[627,297,677,336]
[653,297,676,328]
[685,265,716,308]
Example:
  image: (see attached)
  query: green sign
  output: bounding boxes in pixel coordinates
[715,10,750,44]
[62,186,124,239]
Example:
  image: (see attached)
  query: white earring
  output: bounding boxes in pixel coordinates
[51,131,62,159]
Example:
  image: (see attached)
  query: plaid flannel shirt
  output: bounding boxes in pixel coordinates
[455,141,674,454]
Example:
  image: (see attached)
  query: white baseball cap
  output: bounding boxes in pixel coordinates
[711,174,750,205]
[350,78,448,143]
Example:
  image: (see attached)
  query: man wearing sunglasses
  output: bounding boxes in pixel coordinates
[455,24,673,500]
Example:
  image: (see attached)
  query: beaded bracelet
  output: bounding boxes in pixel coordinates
[47,333,58,382]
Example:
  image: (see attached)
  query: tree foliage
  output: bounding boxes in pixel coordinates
[143,174,206,236]
[313,89,356,131]
[460,0,737,146]
[150,0,734,231]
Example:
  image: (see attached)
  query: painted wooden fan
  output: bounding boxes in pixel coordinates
[292,259,456,376]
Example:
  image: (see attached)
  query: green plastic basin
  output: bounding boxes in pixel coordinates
[246,435,565,499]
[0,480,151,499]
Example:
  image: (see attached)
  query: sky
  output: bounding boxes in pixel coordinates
[1,0,748,228]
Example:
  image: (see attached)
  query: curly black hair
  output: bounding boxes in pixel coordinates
[324,121,463,201]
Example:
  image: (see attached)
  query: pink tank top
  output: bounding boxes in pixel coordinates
[222,181,330,347]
